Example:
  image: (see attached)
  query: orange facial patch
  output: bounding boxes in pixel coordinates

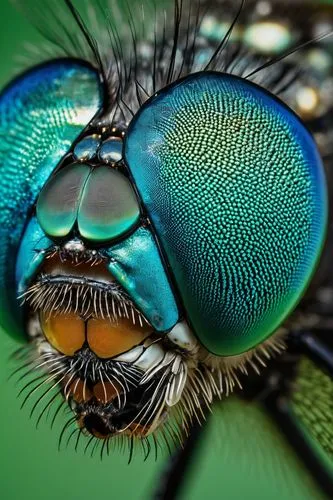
[87,317,152,359]
[39,254,152,359]
[40,311,86,356]
[40,311,152,359]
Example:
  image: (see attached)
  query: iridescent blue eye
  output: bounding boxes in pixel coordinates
[125,72,327,356]
[0,60,103,340]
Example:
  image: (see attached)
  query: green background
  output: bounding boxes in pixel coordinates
[0,1,329,499]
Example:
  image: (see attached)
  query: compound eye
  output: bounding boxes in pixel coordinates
[125,72,327,356]
[0,60,102,341]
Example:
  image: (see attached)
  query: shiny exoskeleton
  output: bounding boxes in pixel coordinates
[0,2,333,496]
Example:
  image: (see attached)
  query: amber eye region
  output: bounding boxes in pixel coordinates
[87,317,151,358]
[41,312,85,356]
[40,311,152,358]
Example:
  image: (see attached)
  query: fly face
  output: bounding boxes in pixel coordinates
[16,131,195,442]
[22,254,196,441]
[0,0,332,471]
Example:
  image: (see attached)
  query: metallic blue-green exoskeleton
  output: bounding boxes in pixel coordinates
[1,1,333,498]
[1,64,327,352]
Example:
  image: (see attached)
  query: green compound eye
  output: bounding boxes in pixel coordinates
[125,72,328,356]
[0,60,103,340]
[37,163,141,243]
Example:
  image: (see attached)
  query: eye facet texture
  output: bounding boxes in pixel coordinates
[125,72,327,356]
[0,60,103,340]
